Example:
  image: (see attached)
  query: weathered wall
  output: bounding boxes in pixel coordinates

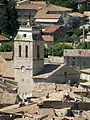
[64,56,90,69]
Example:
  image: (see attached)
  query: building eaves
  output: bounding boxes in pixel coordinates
[44,25,61,33]
[42,35,53,42]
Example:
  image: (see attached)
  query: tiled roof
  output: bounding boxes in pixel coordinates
[16,1,46,10]
[31,1,46,5]
[0,35,9,41]
[16,4,43,10]
[0,55,14,78]
[44,25,61,33]
[36,14,61,19]
[33,64,67,79]
[35,4,72,19]
[84,11,90,16]
[42,35,53,42]
[68,12,85,18]
[33,64,60,79]
[0,104,39,115]
[0,52,13,60]
[64,49,90,57]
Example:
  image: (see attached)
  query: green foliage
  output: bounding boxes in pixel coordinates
[0,0,19,37]
[79,4,90,13]
[0,41,14,52]
[57,36,74,43]
[45,43,73,57]
[76,42,90,49]
[73,28,83,36]
[44,47,48,58]
[44,0,77,11]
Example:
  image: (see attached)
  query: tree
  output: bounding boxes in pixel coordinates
[44,0,78,11]
[44,47,48,58]
[46,43,73,57]
[79,4,90,13]
[0,41,14,52]
[0,0,19,37]
[76,42,90,49]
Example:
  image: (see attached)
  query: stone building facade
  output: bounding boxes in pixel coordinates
[64,49,90,70]
[14,25,44,98]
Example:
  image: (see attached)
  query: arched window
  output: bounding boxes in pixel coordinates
[19,45,21,57]
[37,45,40,58]
[25,45,28,57]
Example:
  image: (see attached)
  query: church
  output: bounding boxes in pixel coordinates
[0,23,80,99]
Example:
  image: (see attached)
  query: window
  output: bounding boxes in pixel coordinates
[37,45,40,58]
[67,57,69,59]
[67,60,69,64]
[19,45,21,57]
[64,72,67,78]
[25,45,28,57]
[72,61,75,66]
[73,57,75,59]
[23,34,26,37]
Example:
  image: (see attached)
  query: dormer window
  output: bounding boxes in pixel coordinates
[23,34,26,37]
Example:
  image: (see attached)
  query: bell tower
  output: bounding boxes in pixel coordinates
[14,24,44,99]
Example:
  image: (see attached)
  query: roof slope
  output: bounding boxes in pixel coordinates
[0,52,13,60]
[0,35,9,41]
[35,4,72,19]
[0,55,14,78]
[33,63,79,79]
[44,25,60,33]
[68,12,85,18]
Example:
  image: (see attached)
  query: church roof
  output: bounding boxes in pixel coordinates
[33,63,79,79]
[33,64,65,79]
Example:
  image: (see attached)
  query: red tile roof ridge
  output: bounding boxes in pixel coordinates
[0,35,9,41]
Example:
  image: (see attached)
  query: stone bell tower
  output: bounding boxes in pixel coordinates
[14,24,44,99]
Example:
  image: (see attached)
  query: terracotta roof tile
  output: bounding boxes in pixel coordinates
[68,12,85,18]
[44,25,61,33]
[0,55,13,78]
[0,52,13,60]
[84,11,90,16]
[16,1,46,10]
[35,4,72,19]
[0,35,9,41]
[42,35,53,41]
